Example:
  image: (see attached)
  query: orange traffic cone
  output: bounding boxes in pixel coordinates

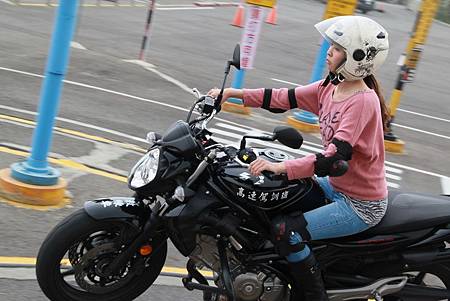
[376,2,385,13]
[231,4,245,27]
[265,5,277,25]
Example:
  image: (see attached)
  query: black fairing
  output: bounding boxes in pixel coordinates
[161,120,199,157]
[164,185,222,256]
[216,161,327,213]
[84,197,150,229]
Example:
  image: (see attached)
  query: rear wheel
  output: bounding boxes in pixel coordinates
[36,209,167,301]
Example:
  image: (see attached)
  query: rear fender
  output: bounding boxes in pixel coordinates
[84,197,150,229]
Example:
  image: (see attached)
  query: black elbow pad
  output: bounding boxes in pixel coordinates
[261,88,298,114]
[314,139,352,177]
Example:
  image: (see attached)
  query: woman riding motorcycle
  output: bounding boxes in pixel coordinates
[208,16,390,300]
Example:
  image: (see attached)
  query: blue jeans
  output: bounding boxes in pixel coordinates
[287,177,370,262]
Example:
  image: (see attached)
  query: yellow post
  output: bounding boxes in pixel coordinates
[384,0,439,154]
[286,0,357,133]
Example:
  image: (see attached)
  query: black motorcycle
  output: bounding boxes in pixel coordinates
[36,45,450,301]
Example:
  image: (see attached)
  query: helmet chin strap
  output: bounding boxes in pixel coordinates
[321,71,346,87]
[322,58,346,86]
[329,72,346,85]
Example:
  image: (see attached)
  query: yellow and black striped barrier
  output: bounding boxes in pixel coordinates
[384,0,439,154]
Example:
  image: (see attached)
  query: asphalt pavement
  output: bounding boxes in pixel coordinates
[0,0,449,300]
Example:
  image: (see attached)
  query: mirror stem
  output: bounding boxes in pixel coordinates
[240,135,275,150]
[217,63,231,106]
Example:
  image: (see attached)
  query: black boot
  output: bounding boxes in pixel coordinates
[289,253,329,301]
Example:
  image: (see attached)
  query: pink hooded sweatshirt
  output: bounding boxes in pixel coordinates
[243,80,388,201]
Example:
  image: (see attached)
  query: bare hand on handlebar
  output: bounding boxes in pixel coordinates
[207,88,244,105]
[248,157,286,177]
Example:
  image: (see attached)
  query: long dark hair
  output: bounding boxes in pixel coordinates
[363,74,390,132]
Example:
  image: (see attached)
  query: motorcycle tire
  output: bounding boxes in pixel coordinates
[36,208,167,301]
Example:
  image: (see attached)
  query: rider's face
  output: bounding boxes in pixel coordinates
[326,43,346,73]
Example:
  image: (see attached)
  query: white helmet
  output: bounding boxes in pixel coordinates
[315,16,389,82]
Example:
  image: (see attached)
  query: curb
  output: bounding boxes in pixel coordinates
[0,168,67,206]
[286,116,320,133]
[384,139,405,154]
[222,102,252,115]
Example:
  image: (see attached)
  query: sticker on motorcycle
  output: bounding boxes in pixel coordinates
[100,199,138,208]
[235,188,289,203]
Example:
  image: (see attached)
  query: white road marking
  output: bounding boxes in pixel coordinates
[397,108,450,123]
[441,177,450,195]
[70,41,87,50]
[385,166,403,174]
[271,78,299,86]
[122,59,156,69]
[0,66,447,182]
[387,182,400,189]
[384,160,448,179]
[123,59,193,95]
[391,123,450,140]
[385,173,402,181]
[157,7,214,10]
[270,77,450,126]
[0,105,147,143]
[0,0,15,5]
[0,66,275,134]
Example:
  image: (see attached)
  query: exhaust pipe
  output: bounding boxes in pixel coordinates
[327,276,408,301]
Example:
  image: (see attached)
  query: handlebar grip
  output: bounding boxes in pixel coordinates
[329,160,349,177]
[262,170,287,181]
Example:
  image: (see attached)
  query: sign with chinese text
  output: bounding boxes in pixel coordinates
[240,5,264,70]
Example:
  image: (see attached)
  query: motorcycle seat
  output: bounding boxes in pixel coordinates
[361,191,450,236]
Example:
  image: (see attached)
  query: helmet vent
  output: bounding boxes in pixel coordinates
[377,32,386,39]
[353,49,366,61]
[333,30,343,36]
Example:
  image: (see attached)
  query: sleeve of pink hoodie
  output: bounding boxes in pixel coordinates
[283,143,338,180]
[242,80,322,114]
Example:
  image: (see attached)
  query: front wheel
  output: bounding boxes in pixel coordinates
[36,209,167,301]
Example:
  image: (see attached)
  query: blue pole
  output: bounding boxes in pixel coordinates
[292,39,329,124]
[310,39,330,82]
[227,68,246,104]
[10,0,79,186]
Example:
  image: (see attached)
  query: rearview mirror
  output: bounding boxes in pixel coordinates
[230,44,240,70]
[273,126,303,149]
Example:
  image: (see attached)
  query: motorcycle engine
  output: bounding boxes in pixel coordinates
[189,235,288,301]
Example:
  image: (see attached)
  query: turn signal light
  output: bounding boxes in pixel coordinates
[139,245,153,256]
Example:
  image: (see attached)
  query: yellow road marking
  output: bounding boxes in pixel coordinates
[16,3,145,7]
[0,114,142,210]
[0,146,128,183]
[0,256,214,277]
[0,114,146,153]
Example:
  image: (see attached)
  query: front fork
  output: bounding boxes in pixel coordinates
[103,200,166,276]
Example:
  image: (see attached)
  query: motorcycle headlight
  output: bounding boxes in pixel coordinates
[128,148,160,189]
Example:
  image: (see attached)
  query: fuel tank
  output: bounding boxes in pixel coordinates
[216,148,327,213]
